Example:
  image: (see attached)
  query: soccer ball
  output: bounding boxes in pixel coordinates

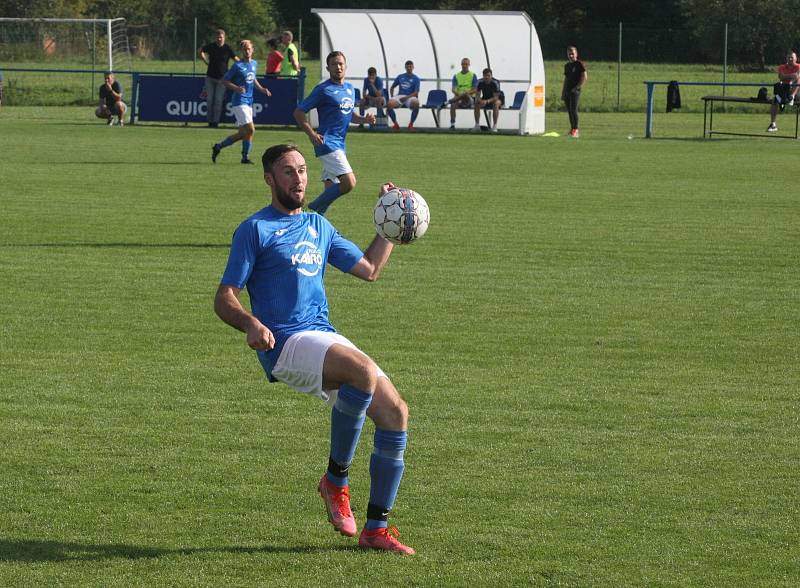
[373,188,430,244]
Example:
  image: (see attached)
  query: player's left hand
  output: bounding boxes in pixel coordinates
[364,112,377,125]
[379,182,396,196]
[262,87,272,96]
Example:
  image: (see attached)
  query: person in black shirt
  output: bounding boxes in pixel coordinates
[95,71,126,126]
[199,29,238,128]
[472,68,504,133]
[562,46,587,137]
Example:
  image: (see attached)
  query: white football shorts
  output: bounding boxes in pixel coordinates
[232,104,253,126]
[394,95,418,107]
[318,149,353,183]
[272,331,387,403]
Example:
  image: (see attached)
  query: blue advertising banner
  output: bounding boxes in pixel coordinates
[135,75,299,124]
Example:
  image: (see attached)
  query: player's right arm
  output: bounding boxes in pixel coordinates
[294,108,324,145]
[214,284,275,351]
[199,46,209,65]
[294,86,325,145]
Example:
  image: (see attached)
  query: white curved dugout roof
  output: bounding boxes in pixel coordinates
[311,9,545,134]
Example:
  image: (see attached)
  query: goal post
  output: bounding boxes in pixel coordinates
[0,17,131,72]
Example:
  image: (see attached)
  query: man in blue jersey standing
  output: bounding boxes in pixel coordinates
[294,51,375,215]
[214,143,415,555]
[387,60,421,130]
[212,39,272,164]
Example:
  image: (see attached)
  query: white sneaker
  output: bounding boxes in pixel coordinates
[789,97,795,107]
[491,127,498,133]
[471,124,481,132]
[107,117,114,126]
[767,123,778,133]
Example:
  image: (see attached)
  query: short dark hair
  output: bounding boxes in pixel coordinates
[262,144,301,173]
[367,66,377,75]
[405,60,414,67]
[326,51,346,66]
[482,68,492,75]
[267,38,278,49]
[104,71,113,77]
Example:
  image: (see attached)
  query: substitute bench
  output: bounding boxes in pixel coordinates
[702,95,800,139]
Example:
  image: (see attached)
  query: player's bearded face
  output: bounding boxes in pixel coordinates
[269,152,308,211]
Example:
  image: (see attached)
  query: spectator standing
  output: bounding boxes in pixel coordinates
[211,40,272,165]
[199,29,238,128]
[767,50,800,133]
[472,68,503,133]
[265,38,283,75]
[280,30,301,77]
[95,71,126,126]
[293,51,375,215]
[562,46,587,138]
[387,60,421,130]
[448,58,477,130]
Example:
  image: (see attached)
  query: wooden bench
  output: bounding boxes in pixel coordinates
[702,95,800,139]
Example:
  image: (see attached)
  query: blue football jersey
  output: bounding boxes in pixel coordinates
[220,206,363,379]
[224,59,258,106]
[362,76,384,98]
[298,80,357,156]
[392,73,421,96]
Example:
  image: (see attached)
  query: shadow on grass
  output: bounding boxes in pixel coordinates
[0,538,355,562]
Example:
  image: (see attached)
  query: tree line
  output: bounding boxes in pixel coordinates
[3,0,800,67]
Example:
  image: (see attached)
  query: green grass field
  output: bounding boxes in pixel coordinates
[0,107,798,586]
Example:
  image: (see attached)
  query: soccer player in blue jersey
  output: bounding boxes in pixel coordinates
[214,143,415,555]
[212,40,272,164]
[294,51,375,215]
[387,60,421,130]
[359,66,386,120]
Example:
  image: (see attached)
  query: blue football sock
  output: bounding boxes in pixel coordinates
[377,107,385,117]
[242,140,251,160]
[365,429,407,530]
[220,136,234,148]
[327,384,373,487]
[410,108,420,124]
[388,109,397,123]
[308,183,341,215]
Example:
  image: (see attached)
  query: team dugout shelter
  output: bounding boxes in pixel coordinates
[311,9,546,134]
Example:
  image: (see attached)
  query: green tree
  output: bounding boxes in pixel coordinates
[681,0,800,69]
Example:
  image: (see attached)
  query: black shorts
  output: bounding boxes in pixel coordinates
[774,83,793,108]
[479,92,505,107]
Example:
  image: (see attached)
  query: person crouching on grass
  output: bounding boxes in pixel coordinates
[95,71,127,126]
[212,40,272,164]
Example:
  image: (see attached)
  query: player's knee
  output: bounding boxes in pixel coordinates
[339,174,356,194]
[349,355,379,392]
[381,394,409,430]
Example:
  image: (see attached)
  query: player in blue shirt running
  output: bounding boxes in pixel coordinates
[387,60,422,131]
[215,143,415,555]
[211,39,272,164]
[294,51,375,215]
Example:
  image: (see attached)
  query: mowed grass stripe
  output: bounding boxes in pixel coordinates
[0,108,797,586]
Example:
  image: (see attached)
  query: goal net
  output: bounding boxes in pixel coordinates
[0,17,131,70]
